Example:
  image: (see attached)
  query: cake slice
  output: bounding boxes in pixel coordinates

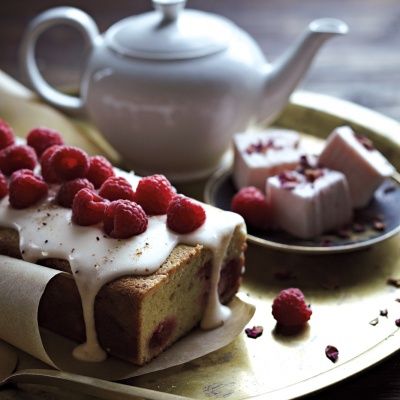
[0,219,246,365]
[233,129,306,190]
[318,126,395,208]
[266,168,352,239]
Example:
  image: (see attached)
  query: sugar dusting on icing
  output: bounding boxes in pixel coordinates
[0,169,245,362]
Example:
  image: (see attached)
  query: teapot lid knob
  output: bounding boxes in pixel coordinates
[152,0,186,21]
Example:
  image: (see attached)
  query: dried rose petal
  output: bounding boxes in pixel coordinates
[380,309,388,317]
[384,185,396,194]
[245,326,264,339]
[395,319,400,327]
[373,221,385,232]
[369,318,379,326]
[336,229,350,239]
[355,134,374,151]
[320,239,332,247]
[303,168,324,183]
[387,278,400,288]
[352,223,366,233]
[325,345,339,363]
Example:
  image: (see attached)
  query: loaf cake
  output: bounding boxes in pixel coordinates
[0,121,247,365]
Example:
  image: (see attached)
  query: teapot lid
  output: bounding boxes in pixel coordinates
[104,0,233,60]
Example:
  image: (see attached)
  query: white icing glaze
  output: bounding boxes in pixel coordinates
[0,169,245,362]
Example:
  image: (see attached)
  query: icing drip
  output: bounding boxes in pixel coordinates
[0,170,245,362]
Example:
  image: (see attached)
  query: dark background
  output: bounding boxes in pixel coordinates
[1,1,400,399]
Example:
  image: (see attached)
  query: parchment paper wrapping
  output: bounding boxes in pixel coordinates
[0,255,255,380]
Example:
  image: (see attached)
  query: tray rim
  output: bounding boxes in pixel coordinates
[207,91,400,399]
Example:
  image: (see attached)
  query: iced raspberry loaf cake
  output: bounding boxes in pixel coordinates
[0,121,246,365]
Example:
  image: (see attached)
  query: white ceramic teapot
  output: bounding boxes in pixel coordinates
[20,1,348,181]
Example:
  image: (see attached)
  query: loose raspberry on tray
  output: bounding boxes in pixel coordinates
[103,199,148,238]
[72,188,108,226]
[134,174,175,215]
[0,144,37,176]
[0,119,15,150]
[51,146,90,181]
[272,288,312,327]
[231,186,271,229]
[86,155,115,188]
[40,145,62,183]
[27,127,64,156]
[0,172,8,199]
[98,176,135,201]
[167,194,206,234]
[56,178,95,208]
[9,169,48,209]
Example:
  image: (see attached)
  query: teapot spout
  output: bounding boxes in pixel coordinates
[256,18,348,125]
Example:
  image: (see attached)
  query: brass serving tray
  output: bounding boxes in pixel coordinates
[2,72,400,399]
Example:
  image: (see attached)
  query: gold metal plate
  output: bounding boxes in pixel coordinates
[2,75,400,399]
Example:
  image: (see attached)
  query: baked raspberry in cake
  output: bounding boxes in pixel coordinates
[0,122,247,365]
[318,126,395,208]
[266,168,352,239]
[233,129,307,190]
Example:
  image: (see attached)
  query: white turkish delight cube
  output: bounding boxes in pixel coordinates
[318,126,395,208]
[233,130,307,190]
[266,168,352,239]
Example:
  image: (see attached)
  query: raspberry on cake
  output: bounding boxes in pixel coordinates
[233,129,306,190]
[267,168,352,239]
[0,144,37,176]
[27,127,64,156]
[318,126,395,208]
[0,119,15,150]
[0,122,247,366]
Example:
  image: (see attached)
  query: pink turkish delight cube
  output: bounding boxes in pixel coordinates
[233,130,307,190]
[266,168,352,239]
[318,126,395,208]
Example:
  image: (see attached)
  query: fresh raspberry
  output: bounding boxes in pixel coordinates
[9,169,48,209]
[0,119,15,150]
[51,146,89,181]
[0,172,8,199]
[98,176,135,201]
[167,195,206,234]
[40,145,62,184]
[72,188,108,226]
[27,127,64,157]
[231,186,271,229]
[86,155,115,188]
[103,200,148,238]
[271,288,312,327]
[134,174,175,215]
[56,178,94,208]
[0,144,37,176]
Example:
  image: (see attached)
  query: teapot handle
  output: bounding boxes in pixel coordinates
[20,7,99,115]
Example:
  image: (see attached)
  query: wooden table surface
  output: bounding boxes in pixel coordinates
[1,1,400,399]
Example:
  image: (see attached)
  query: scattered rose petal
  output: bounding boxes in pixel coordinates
[320,239,332,247]
[395,319,400,327]
[384,185,396,194]
[373,220,386,232]
[352,223,366,233]
[396,298,400,303]
[336,229,350,239]
[369,318,379,326]
[380,309,388,317]
[245,326,263,339]
[387,278,400,288]
[325,345,339,363]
